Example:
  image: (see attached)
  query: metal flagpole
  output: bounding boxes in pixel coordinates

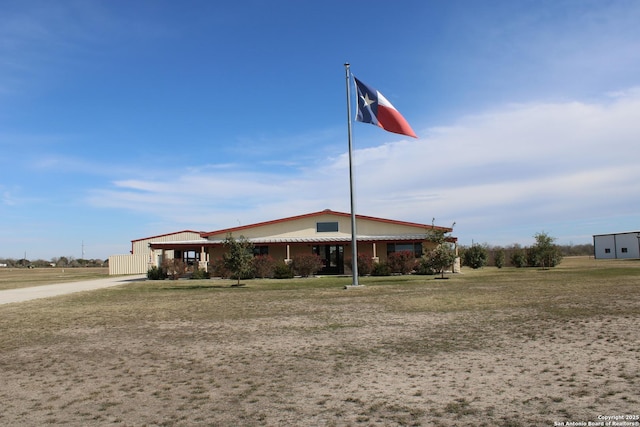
[344,63,359,286]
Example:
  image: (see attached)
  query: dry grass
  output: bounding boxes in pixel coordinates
[0,257,638,426]
[0,267,109,290]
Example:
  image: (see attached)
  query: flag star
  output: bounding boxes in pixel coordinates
[361,93,376,107]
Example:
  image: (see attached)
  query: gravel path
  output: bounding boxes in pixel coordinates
[0,275,146,305]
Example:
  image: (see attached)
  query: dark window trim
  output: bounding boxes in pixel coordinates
[253,246,269,256]
[387,242,423,258]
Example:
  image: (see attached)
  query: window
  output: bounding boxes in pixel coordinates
[254,246,269,256]
[605,248,611,253]
[317,222,339,232]
[387,242,423,258]
[621,247,628,253]
[182,250,200,266]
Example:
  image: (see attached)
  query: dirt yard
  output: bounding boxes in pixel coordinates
[0,258,638,426]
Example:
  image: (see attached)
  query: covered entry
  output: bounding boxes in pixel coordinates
[313,244,344,275]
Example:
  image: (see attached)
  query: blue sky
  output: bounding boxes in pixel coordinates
[2,0,640,260]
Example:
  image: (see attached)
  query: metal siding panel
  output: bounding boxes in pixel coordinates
[615,233,640,259]
[594,235,616,259]
[109,254,148,275]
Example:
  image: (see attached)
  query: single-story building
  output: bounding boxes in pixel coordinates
[593,231,640,259]
[109,209,457,275]
[109,230,203,275]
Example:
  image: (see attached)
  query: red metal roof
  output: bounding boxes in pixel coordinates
[131,230,203,243]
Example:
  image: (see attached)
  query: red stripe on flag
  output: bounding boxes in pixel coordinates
[376,105,417,138]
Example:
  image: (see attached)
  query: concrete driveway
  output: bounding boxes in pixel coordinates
[0,275,146,305]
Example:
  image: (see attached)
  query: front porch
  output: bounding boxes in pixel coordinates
[148,237,441,276]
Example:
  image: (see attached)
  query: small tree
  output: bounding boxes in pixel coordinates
[56,256,69,267]
[462,244,488,269]
[424,228,457,279]
[223,235,255,286]
[429,244,457,278]
[510,248,527,268]
[494,249,505,268]
[529,231,563,269]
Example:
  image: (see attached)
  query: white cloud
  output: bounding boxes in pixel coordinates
[87,89,640,245]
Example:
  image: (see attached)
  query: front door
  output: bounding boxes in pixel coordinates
[313,245,344,275]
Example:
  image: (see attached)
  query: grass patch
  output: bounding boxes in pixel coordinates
[0,267,109,290]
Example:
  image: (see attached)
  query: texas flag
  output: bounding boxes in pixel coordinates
[354,76,417,138]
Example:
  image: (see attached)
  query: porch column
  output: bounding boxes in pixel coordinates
[199,245,208,272]
[285,244,292,264]
[372,242,379,264]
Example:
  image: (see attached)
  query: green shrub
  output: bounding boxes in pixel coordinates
[511,251,527,268]
[190,268,210,279]
[463,245,488,269]
[414,257,436,275]
[273,262,294,279]
[371,262,391,276]
[494,249,505,268]
[527,232,563,268]
[147,265,167,280]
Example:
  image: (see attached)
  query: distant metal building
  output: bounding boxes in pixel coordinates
[593,232,640,259]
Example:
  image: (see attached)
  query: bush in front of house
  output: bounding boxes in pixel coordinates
[273,262,294,279]
[147,265,167,280]
[414,257,437,275]
[211,258,230,278]
[252,255,276,278]
[345,253,374,276]
[371,262,391,276]
[291,254,323,277]
[387,250,417,274]
[162,258,188,280]
[191,267,210,279]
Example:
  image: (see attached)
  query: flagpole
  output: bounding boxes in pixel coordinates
[344,62,359,286]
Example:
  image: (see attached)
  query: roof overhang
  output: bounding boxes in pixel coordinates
[148,234,456,249]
